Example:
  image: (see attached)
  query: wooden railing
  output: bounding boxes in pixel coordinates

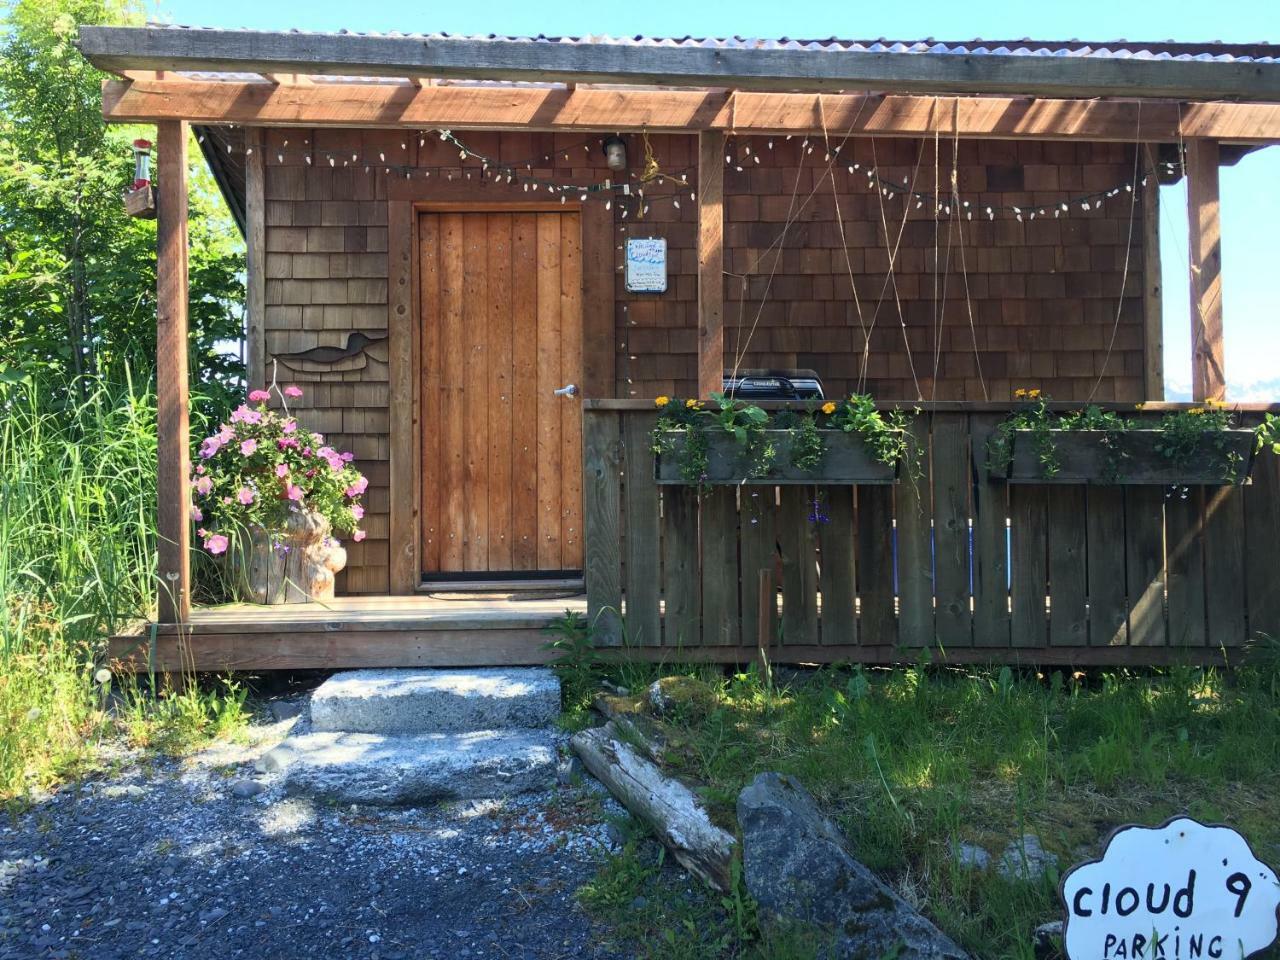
[581,401,1280,664]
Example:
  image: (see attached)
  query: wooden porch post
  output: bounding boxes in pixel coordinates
[156,120,191,623]
[243,126,266,391]
[697,131,724,399]
[1185,139,1225,402]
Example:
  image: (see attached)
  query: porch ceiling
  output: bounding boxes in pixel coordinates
[79,25,1280,102]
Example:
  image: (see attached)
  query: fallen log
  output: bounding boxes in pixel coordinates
[571,721,736,892]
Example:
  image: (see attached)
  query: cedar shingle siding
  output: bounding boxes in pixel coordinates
[258,129,1151,593]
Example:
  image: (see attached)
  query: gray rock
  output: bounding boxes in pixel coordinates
[1033,920,1063,960]
[556,755,584,786]
[953,841,991,871]
[738,772,968,960]
[268,699,306,723]
[260,729,559,805]
[230,780,263,799]
[309,668,561,735]
[997,834,1058,882]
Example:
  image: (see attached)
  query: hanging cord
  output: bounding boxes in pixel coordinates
[1087,101,1144,401]
[948,100,989,401]
[817,95,871,390]
[726,95,872,382]
[857,136,926,399]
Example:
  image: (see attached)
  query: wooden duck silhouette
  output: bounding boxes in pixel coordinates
[276,331,387,367]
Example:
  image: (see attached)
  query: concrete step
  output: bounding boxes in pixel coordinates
[258,729,559,805]
[308,667,561,735]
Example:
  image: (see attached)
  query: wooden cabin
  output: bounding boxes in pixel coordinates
[81,27,1280,670]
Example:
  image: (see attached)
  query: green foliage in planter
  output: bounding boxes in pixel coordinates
[651,392,913,487]
[988,393,1251,482]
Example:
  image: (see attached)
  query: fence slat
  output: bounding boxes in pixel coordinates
[819,486,857,645]
[583,411,622,645]
[1124,487,1166,647]
[932,413,972,647]
[1087,487,1129,647]
[701,487,740,646]
[1203,485,1246,647]
[740,487,779,649]
[778,486,819,645]
[1010,486,1048,648]
[622,412,661,646]
[896,417,934,646]
[1165,487,1207,648]
[1245,437,1280,641]
[1047,487,1088,646]
[856,485,897,646]
[971,414,1010,648]
[662,486,701,648]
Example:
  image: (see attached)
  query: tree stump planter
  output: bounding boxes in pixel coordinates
[654,429,898,485]
[992,428,1257,485]
[228,510,348,603]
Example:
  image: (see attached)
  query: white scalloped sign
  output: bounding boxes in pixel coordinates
[1061,817,1279,959]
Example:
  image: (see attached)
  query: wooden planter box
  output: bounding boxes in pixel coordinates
[655,429,898,485]
[992,428,1256,485]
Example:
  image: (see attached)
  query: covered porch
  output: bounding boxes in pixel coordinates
[79,26,1280,669]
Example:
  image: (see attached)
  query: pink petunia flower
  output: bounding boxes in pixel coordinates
[198,438,222,459]
[351,504,364,520]
[278,437,300,450]
[285,483,304,502]
[340,452,354,462]
[282,420,298,434]
[275,464,289,478]
[248,389,270,403]
[197,528,209,539]
[326,455,344,472]
[230,405,262,425]
[237,486,255,505]
[191,505,203,522]
[194,476,214,496]
[284,385,303,398]
[240,438,258,456]
[345,476,369,497]
[353,529,366,542]
[204,533,230,555]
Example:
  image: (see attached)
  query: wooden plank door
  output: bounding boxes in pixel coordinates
[419,209,584,577]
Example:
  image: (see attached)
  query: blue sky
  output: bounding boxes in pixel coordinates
[157,0,1280,398]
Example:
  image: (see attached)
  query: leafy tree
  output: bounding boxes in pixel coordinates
[0,0,245,402]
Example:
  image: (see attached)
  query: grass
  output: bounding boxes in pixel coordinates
[0,373,249,803]
[555,634,1280,959]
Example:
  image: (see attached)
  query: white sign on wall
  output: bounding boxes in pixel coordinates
[625,237,667,293]
[1061,817,1279,960]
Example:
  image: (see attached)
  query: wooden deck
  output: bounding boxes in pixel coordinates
[108,594,587,671]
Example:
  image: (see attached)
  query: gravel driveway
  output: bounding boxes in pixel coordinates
[0,708,625,960]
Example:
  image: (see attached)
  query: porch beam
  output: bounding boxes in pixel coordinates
[243,126,266,391]
[156,119,191,623]
[78,26,1280,101]
[697,131,724,399]
[100,79,1280,145]
[1186,139,1226,402]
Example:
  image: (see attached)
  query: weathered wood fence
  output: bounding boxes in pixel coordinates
[581,401,1280,665]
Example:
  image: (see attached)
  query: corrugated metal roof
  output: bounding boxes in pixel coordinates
[146,24,1280,64]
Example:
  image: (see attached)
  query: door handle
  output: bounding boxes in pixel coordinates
[553,384,579,398]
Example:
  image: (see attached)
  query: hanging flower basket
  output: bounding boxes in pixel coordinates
[992,428,1256,485]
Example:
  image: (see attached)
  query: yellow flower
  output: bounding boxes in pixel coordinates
[821,401,837,416]
[1134,402,1146,410]
[655,396,671,408]
[1028,389,1042,399]
[1014,388,1028,399]
[685,398,703,410]
[1189,407,1205,415]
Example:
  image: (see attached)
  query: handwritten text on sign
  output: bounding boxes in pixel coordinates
[625,237,667,293]
[1061,818,1279,959]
